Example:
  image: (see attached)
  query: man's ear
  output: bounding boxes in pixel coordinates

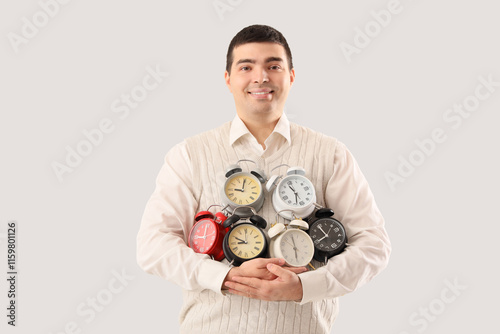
[289,68,296,86]
[224,70,232,92]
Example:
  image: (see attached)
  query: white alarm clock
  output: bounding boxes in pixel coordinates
[268,216,314,267]
[266,166,317,220]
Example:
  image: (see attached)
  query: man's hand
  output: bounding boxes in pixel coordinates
[223,258,305,285]
[223,258,306,302]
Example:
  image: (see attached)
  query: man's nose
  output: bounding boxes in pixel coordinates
[253,68,269,83]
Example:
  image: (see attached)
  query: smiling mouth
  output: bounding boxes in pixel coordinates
[248,90,274,95]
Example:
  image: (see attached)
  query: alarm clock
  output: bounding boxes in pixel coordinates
[268,213,314,267]
[266,165,317,220]
[188,207,229,261]
[307,208,348,262]
[222,206,268,266]
[221,159,266,217]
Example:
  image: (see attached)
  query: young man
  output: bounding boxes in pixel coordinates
[137,24,391,334]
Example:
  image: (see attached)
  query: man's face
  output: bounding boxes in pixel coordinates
[225,42,295,120]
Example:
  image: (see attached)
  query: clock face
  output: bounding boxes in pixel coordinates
[277,175,315,208]
[278,229,314,267]
[226,223,266,261]
[189,220,218,254]
[224,174,262,206]
[309,218,347,253]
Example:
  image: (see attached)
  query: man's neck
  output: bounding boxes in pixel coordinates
[238,112,281,149]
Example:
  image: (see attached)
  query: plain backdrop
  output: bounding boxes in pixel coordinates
[1,0,499,333]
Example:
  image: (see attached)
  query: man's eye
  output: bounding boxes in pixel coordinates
[240,66,250,71]
[270,65,282,70]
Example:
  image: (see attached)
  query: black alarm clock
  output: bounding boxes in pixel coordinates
[307,208,347,262]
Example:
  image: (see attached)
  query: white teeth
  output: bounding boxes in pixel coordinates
[251,92,271,95]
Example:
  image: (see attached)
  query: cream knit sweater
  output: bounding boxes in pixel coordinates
[138,119,391,334]
[182,122,337,334]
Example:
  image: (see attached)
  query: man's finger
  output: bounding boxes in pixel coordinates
[267,263,292,279]
[284,266,308,274]
[231,276,261,289]
[224,278,259,296]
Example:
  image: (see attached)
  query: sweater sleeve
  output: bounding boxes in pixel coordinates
[136,142,231,294]
[298,141,391,303]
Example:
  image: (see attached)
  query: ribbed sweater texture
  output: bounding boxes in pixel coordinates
[181,121,339,334]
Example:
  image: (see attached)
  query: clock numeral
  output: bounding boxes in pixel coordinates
[249,196,255,200]
[254,247,259,251]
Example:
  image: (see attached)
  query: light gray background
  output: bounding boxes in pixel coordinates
[1,0,499,333]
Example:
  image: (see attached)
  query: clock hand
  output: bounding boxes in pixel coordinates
[292,236,298,260]
[285,237,299,251]
[289,185,301,202]
[318,226,329,237]
[235,237,247,244]
[316,235,327,242]
[241,179,246,190]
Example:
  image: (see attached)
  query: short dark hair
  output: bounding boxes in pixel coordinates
[225,24,293,74]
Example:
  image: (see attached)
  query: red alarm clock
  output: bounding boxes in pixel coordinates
[188,210,229,261]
